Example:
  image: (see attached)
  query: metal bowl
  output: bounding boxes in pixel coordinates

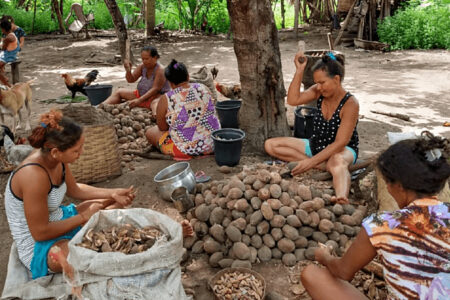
[154,162,196,201]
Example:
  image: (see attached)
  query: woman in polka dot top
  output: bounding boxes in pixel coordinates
[265,52,359,204]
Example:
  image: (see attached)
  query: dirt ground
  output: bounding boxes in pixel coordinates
[0,26,449,299]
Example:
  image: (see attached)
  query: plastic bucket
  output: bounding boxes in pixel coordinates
[84,84,113,106]
[212,128,245,166]
[215,100,242,128]
[294,106,317,138]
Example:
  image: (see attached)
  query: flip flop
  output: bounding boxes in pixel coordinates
[264,160,285,166]
[195,170,211,183]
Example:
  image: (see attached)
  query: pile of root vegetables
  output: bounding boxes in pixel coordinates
[97,103,153,165]
[212,271,265,300]
[77,224,162,254]
[183,164,368,268]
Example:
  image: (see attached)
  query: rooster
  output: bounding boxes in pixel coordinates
[61,70,99,99]
[210,66,219,80]
[215,82,242,99]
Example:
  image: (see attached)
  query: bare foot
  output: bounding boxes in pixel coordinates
[181,220,194,238]
[331,196,349,204]
[48,246,82,299]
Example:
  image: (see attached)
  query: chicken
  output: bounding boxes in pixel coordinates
[0,126,33,165]
[154,21,164,34]
[0,125,14,147]
[61,69,99,99]
[215,82,242,99]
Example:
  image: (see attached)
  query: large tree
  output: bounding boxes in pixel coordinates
[226,0,290,152]
[104,0,133,62]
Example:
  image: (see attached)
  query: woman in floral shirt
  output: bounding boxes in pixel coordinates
[301,134,450,299]
[145,59,220,159]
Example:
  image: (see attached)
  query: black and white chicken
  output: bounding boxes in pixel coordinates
[0,125,33,165]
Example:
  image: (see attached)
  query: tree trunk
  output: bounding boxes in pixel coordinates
[59,0,63,15]
[146,0,155,36]
[294,0,299,37]
[52,0,66,34]
[104,0,134,62]
[227,0,290,152]
[281,0,285,29]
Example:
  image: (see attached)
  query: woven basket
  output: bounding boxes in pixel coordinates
[62,105,122,183]
[338,0,354,13]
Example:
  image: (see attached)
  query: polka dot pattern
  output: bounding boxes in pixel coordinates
[309,92,359,156]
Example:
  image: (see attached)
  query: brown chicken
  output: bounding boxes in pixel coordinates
[61,69,99,98]
[215,82,241,99]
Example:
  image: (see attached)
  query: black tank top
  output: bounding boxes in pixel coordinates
[309,92,359,156]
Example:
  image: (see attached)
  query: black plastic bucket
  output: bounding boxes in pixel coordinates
[84,84,113,106]
[212,128,245,166]
[215,100,242,128]
[294,106,318,138]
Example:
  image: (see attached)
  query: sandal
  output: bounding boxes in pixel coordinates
[195,170,211,183]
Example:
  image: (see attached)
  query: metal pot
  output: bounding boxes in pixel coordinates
[154,162,196,201]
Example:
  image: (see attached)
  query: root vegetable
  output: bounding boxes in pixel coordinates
[328,231,340,242]
[282,225,299,241]
[309,211,320,228]
[299,201,315,213]
[280,180,290,192]
[192,241,204,254]
[256,221,270,235]
[286,215,302,227]
[312,231,328,243]
[279,206,294,217]
[296,209,311,225]
[225,225,242,242]
[270,215,286,228]
[294,236,308,249]
[234,199,249,211]
[312,197,325,210]
[258,188,270,201]
[209,252,224,267]
[269,184,282,199]
[242,234,251,246]
[204,239,222,254]
[218,258,234,268]
[210,224,226,242]
[269,172,282,184]
[219,165,233,174]
[229,180,246,192]
[282,253,297,266]
[271,228,283,241]
[195,204,210,222]
[318,219,335,233]
[295,249,306,261]
[277,238,295,253]
[260,203,274,220]
[332,204,344,216]
[318,208,333,220]
[267,199,282,210]
[257,246,272,262]
[305,247,317,260]
[297,185,312,201]
[257,169,271,183]
[231,218,247,231]
[244,189,257,200]
[210,207,225,225]
[262,234,276,248]
[272,248,283,259]
[251,234,263,248]
[252,180,265,191]
[299,226,314,238]
[245,224,256,236]
[232,242,250,260]
[243,175,257,185]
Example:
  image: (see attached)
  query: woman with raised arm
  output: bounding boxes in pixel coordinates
[265,52,359,204]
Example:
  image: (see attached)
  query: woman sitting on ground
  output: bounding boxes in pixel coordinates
[0,19,20,87]
[1,15,26,50]
[104,45,170,114]
[265,52,359,204]
[301,135,450,299]
[4,110,136,279]
[145,59,221,159]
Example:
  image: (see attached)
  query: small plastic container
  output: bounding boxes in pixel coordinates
[84,84,113,106]
[215,100,242,128]
[211,128,245,167]
[294,106,318,138]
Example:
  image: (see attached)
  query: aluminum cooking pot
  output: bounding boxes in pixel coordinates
[154,162,196,201]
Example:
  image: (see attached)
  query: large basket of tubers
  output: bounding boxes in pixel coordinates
[209,267,266,300]
[62,104,122,183]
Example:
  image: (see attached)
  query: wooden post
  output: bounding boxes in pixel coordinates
[146,0,155,37]
[335,0,358,45]
[294,0,300,38]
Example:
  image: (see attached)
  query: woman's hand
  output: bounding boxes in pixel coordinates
[294,51,307,72]
[80,203,103,222]
[291,158,316,175]
[123,59,132,72]
[111,186,136,207]
[128,98,143,108]
[315,247,332,266]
